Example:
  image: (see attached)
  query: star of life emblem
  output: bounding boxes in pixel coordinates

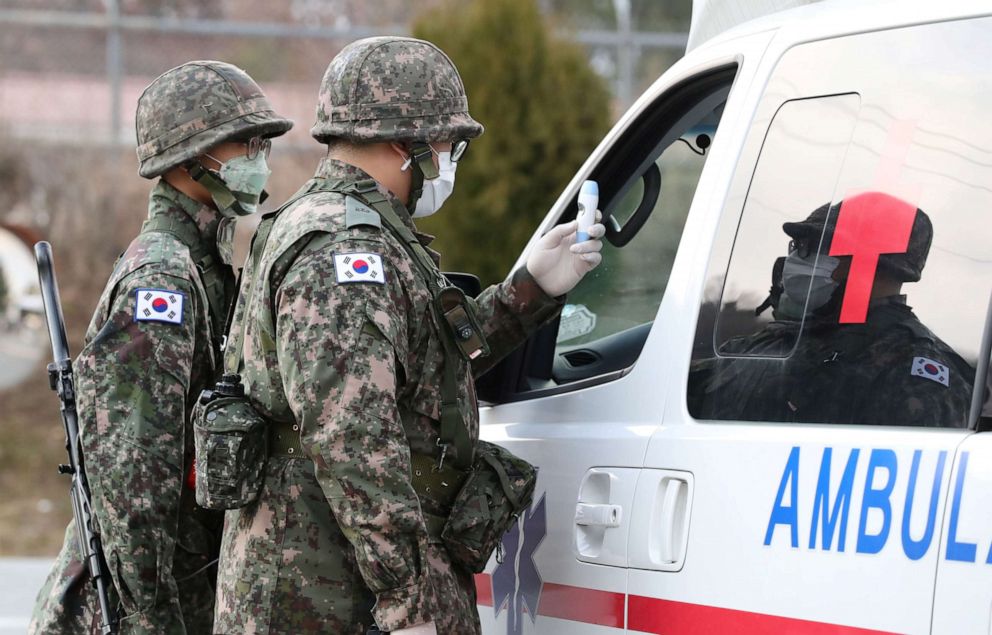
[134,288,184,324]
[911,356,949,387]
[492,495,546,635]
[334,252,386,285]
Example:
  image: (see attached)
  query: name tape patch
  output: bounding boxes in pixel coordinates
[911,356,949,387]
[334,252,386,285]
[134,288,184,324]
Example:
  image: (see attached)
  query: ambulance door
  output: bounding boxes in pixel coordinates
[931,431,992,634]
[473,38,761,634]
[634,18,992,635]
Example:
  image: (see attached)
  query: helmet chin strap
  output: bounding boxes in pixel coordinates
[405,142,439,215]
[186,160,268,217]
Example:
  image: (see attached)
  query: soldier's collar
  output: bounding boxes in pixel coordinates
[315,157,375,183]
[872,294,908,306]
[415,230,437,248]
[150,180,224,250]
[317,158,427,238]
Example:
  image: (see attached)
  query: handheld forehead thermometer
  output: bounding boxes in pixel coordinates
[576,180,598,242]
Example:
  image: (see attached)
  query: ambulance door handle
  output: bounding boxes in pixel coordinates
[574,467,638,566]
[575,503,623,528]
[660,478,684,563]
[629,470,692,571]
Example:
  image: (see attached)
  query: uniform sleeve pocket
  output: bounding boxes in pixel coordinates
[363,297,409,380]
[364,299,403,352]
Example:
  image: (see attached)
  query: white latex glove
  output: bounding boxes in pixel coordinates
[391,622,438,635]
[526,214,606,297]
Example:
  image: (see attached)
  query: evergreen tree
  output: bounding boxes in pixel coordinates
[413,0,611,284]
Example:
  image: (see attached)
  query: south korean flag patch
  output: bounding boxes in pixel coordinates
[911,356,949,387]
[334,252,386,285]
[134,288,185,324]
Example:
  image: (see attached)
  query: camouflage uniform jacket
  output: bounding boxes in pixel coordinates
[214,160,562,635]
[31,181,234,634]
[690,295,974,426]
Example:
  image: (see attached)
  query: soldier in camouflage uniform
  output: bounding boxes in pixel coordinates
[689,195,974,427]
[213,37,605,635]
[30,61,292,634]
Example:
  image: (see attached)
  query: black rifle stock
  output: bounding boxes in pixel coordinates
[35,241,118,634]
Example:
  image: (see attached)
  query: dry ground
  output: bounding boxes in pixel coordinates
[0,312,84,555]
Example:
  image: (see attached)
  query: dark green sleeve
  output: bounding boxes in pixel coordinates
[76,270,198,634]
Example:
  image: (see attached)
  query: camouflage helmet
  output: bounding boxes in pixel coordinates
[136,61,293,179]
[311,36,484,144]
[783,192,933,282]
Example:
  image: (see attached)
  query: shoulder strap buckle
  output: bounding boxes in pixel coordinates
[352,179,378,194]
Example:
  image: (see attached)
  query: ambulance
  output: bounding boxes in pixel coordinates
[474,1,992,633]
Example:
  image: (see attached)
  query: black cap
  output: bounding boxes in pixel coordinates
[782,193,933,283]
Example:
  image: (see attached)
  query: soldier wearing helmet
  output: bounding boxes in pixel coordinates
[212,37,604,635]
[30,61,292,634]
[688,193,973,427]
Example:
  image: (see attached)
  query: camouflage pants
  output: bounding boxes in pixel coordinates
[213,458,481,635]
[30,520,218,634]
[30,523,106,634]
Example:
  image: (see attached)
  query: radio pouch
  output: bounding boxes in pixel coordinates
[436,286,490,360]
[441,440,538,573]
[192,381,269,510]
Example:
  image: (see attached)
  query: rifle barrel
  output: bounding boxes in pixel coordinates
[34,241,71,364]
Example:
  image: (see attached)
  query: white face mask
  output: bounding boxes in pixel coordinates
[779,250,841,319]
[412,150,456,218]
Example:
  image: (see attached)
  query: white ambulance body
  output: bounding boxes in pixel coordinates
[474,1,992,633]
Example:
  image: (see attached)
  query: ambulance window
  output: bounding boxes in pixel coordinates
[713,95,861,357]
[482,66,737,400]
[547,78,730,389]
[688,19,992,428]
